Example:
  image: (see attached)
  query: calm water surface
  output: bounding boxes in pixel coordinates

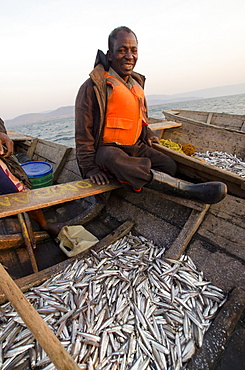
[9,93,245,147]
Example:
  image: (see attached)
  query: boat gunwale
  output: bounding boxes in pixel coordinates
[1,130,244,369]
[153,143,244,184]
[163,110,245,134]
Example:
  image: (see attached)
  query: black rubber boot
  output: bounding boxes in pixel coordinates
[148,170,227,204]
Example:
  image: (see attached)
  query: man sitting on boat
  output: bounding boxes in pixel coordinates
[75,26,227,204]
[0,118,63,235]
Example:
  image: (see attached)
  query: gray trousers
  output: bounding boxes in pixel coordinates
[95,141,177,191]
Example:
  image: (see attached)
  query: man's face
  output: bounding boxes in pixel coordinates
[108,31,138,82]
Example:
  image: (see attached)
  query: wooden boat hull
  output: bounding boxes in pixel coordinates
[163,109,245,133]
[0,131,244,368]
[148,117,245,198]
[153,143,245,198]
[0,130,243,280]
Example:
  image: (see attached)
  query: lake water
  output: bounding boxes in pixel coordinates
[9,93,245,148]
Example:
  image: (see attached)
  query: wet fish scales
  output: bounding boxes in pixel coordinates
[0,233,226,369]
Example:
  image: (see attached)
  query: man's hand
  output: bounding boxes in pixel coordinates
[0,132,14,157]
[90,171,111,185]
[147,135,160,147]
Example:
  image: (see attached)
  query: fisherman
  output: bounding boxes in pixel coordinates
[75,26,227,204]
[0,118,63,235]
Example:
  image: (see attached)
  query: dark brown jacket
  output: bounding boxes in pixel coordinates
[75,51,155,179]
[0,118,7,134]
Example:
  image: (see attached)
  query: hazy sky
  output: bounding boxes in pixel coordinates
[1,0,245,119]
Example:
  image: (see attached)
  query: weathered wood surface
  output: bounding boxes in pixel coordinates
[148,119,182,131]
[27,138,39,158]
[6,130,32,141]
[0,220,134,304]
[187,287,245,370]
[159,117,245,160]
[163,109,245,133]
[206,112,213,125]
[165,204,210,259]
[0,231,49,249]
[19,138,81,184]
[153,143,245,198]
[101,187,208,252]
[52,147,72,183]
[17,213,38,273]
[197,194,245,261]
[3,131,244,368]
[31,139,75,179]
[0,263,80,370]
[55,148,82,184]
[0,179,121,218]
[0,168,244,369]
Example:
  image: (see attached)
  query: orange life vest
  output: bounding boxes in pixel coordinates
[102,72,147,145]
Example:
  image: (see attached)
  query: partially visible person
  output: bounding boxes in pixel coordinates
[0,118,63,235]
[0,118,30,193]
[0,118,14,157]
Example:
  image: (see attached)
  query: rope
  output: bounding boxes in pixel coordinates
[160,139,196,156]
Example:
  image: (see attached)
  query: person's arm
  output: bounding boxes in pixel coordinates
[75,80,110,185]
[0,119,14,157]
[0,118,7,134]
[146,131,160,146]
[142,124,160,147]
[141,96,160,147]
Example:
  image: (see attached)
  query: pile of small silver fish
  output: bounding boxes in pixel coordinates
[194,151,245,177]
[0,234,226,370]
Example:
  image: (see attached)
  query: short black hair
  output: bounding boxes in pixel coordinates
[108,26,138,51]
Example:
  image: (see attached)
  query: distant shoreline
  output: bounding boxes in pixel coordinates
[6,114,75,127]
[5,89,245,127]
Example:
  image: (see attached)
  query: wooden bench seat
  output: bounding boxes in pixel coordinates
[0,180,121,218]
[148,120,182,131]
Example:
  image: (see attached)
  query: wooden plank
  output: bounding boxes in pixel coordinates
[198,214,245,261]
[164,110,180,116]
[0,264,80,370]
[93,219,134,253]
[30,141,75,179]
[0,220,134,304]
[17,213,38,273]
[33,140,70,164]
[6,130,32,141]
[149,120,182,131]
[164,110,245,134]
[0,231,49,249]
[160,119,245,160]
[52,147,72,183]
[208,194,245,228]
[206,112,213,124]
[164,204,210,259]
[27,138,39,159]
[0,179,121,218]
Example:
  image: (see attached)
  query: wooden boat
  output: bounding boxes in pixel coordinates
[0,130,244,368]
[163,109,245,133]
[148,117,245,199]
